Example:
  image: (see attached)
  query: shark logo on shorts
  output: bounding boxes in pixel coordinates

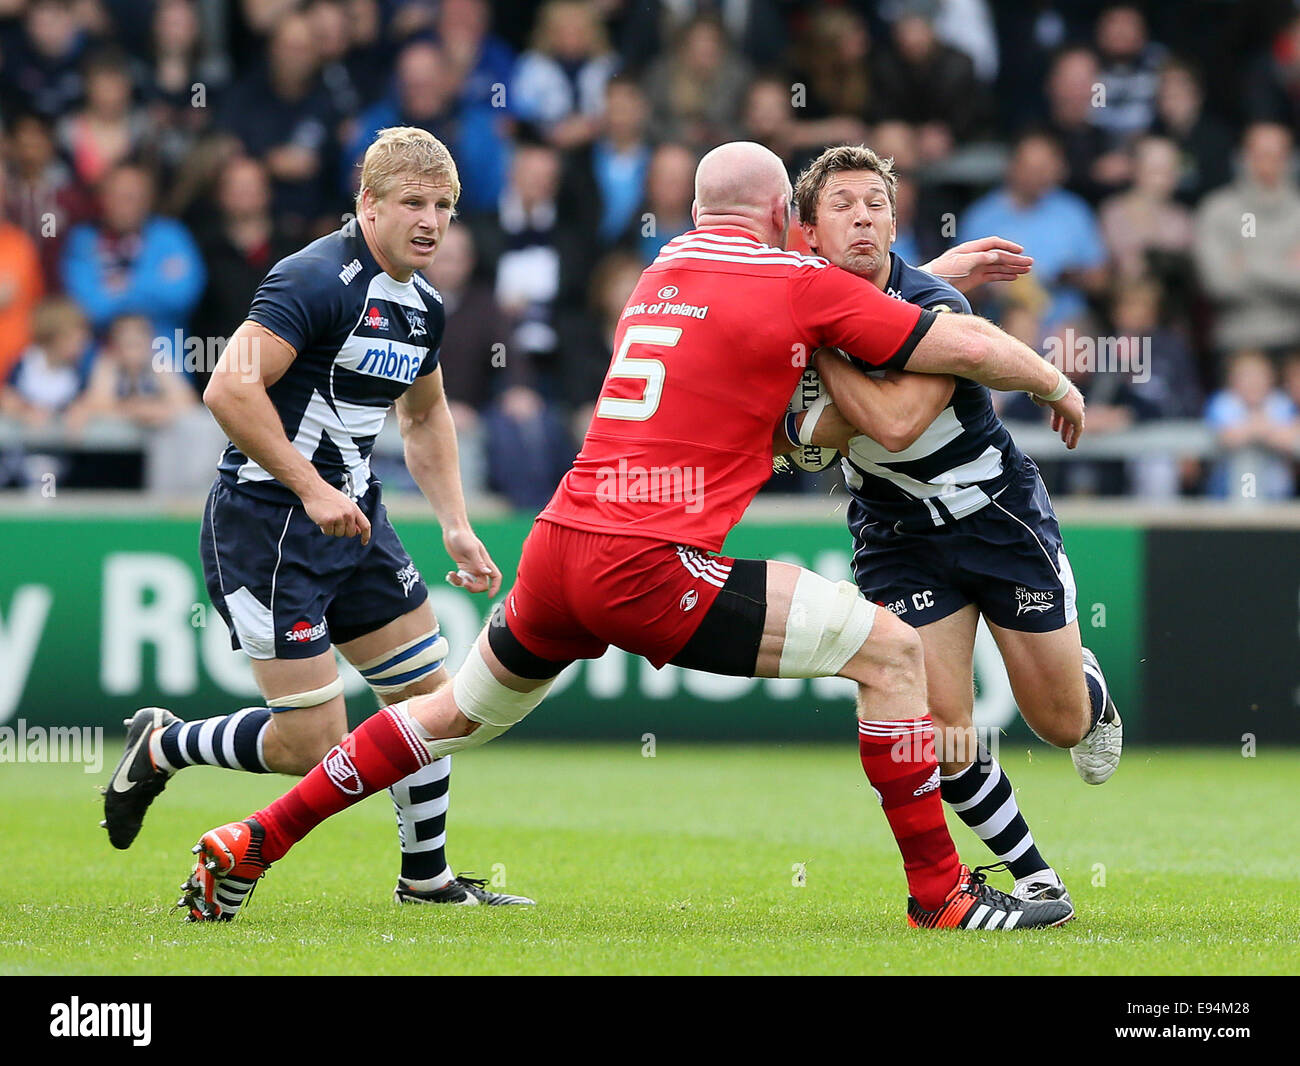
[1015,587,1055,616]
[396,562,421,596]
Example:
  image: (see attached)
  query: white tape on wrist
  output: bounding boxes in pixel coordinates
[797,395,833,446]
[1035,368,1070,403]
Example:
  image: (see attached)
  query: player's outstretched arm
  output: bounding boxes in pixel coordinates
[920,236,1033,294]
[204,320,371,541]
[814,349,954,452]
[396,366,502,596]
[906,314,1086,448]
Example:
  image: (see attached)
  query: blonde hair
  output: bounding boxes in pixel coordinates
[32,298,88,347]
[358,126,461,209]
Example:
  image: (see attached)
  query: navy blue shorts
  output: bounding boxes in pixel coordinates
[850,458,1077,633]
[200,479,430,660]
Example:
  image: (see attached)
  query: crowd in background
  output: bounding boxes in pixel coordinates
[1,0,1300,506]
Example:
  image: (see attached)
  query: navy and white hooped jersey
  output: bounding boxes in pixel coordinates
[217,219,445,504]
[840,252,1025,531]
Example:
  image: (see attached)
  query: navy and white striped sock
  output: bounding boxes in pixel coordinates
[1082,651,1109,732]
[391,755,452,886]
[940,745,1049,881]
[151,708,272,773]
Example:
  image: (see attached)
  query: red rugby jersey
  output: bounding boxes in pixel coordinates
[541,228,934,551]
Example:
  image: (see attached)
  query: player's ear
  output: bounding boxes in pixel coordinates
[798,218,817,253]
[691,199,699,226]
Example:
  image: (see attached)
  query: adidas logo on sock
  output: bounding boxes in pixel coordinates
[913,768,941,796]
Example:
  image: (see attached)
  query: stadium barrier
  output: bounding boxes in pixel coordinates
[3,501,1295,745]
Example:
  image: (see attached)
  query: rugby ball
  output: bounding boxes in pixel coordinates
[787,366,839,472]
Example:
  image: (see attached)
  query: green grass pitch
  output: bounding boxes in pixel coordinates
[1,742,1296,975]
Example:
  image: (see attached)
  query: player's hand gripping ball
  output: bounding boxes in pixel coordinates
[787,366,839,472]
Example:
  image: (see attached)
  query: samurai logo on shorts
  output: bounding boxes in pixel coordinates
[1015,587,1054,616]
[285,619,328,643]
[323,745,364,794]
[396,562,420,596]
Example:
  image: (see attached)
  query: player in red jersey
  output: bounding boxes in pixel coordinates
[177,142,1085,930]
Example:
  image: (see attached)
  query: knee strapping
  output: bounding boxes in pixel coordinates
[266,676,345,711]
[416,644,553,758]
[777,572,877,678]
[356,630,449,698]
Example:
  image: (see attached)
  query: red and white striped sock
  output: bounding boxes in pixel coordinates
[254,704,431,863]
[858,716,961,911]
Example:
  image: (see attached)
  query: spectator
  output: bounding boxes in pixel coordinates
[1110,277,1203,497]
[1194,123,1300,357]
[61,162,206,339]
[1099,135,1194,280]
[307,0,363,124]
[1110,277,1202,419]
[0,0,88,118]
[58,46,148,189]
[928,0,1000,84]
[790,7,876,124]
[560,75,652,248]
[0,168,49,385]
[144,0,226,172]
[218,10,341,237]
[470,139,587,386]
[635,141,696,264]
[1205,349,1297,502]
[741,75,865,181]
[435,0,516,112]
[872,2,990,163]
[337,0,389,109]
[1044,46,1132,205]
[1150,57,1234,205]
[511,0,618,149]
[1244,13,1300,129]
[555,249,642,417]
[346,41,508,216]
[0,297,89,427]
[484,382,574,512]
[4,111,95,290]
[66,312,197,434]
[427,222,516,421]
[1092,4,1166,143]
[644,15,752,151]
[960,131,1108,325]
[189,155,298,388]
[618,0,786,71]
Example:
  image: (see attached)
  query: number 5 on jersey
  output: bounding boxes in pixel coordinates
[597,325,682,421]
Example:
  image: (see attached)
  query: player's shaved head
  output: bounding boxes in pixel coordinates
[693,141,792,246]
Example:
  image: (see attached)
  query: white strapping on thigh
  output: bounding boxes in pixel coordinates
[777,571,878,679]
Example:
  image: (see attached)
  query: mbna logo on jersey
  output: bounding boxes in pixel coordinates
[364,305,390,331]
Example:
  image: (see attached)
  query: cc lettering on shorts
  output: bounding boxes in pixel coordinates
[911,590,935,611]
